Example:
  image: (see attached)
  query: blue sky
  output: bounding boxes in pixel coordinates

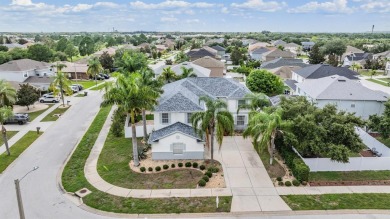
[0,0,389,32]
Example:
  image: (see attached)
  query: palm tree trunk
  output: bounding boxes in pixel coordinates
[131,112,140,167]
[2,125,10,156]
[60,89,65,107]
[210,127,214,165]
[142,109,147,141]
[95,74,97,86]
[269,132,276,165]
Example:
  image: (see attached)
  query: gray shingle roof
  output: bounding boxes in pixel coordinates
[284,79,298,91]
[294,64,359,80]
[346,53,372,61]
[261,58,310,69]
[251,47,270,54]
[24,76,53,84]
[148,122,204,143]
[187,49,215,58]
[211,45,226,51]
[296,75,389,101]
[153,62,211,77]
[155,77,251,112]
[0,59,51,72]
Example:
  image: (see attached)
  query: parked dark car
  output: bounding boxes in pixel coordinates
[99,73,110,79]
[5,113,29,125]
[72,84,83,91]
[90,75,105,80]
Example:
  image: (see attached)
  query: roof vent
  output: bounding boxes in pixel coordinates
[338,79,346,82]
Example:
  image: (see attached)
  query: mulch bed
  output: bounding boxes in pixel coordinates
[360,150,375,157]
[309,180,390,186]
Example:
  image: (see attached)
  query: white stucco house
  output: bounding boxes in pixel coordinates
[295,75,389,119]
[0,59,54,91]
[131,77,251,160]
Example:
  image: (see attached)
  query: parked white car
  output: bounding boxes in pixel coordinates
[39,95,60,103]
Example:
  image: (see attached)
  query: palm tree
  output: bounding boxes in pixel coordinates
[237,92,270,114]
[180,66,197,79]
[0,79,16,107]
[138,68,163,141]
[0,107,14,156]
[87,57,103,86]
[351,63,362,73]
[116,51,148,74]
[243,107,290,164]
[159,67,177,84]
[370,69,377,79]
[102,73,159,167]
[51,66,72,106]
[191,96,234,164]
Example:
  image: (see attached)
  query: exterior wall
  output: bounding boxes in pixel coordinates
[0,71,26,82]
[386,62,390,76]
[30,83,51,91]
[154,112,189,130]
[291,71,304,83]
[285,47,298,54]
[151,132,204,160]
[249,53,262,61]
[217,51,225,57]
[315,99,386,119]
[124,115,154,138]
[67,72,89,80]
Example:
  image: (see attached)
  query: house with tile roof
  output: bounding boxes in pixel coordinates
[342,46,364,59]
[261,49,296,62]
[295,75,389,119]
[152,62,211,78]
[0,59,54,90]
[211,45,226,57]
[343,53,372,67]
[192,56,225,77]
[301,42,315,51]
[126,77,251,160]
[248,42,271,52]
[284,42,301,54]
[56,61,89,80]
[249,47,270,61]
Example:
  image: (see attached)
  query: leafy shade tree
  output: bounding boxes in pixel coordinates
[8,48,28,60]
[230,47,245,65]
[27,44,53,62]
[79,36,95,56]
[244,107,288,164]
[0,107,14,156]
[64,42,79,61]
[246,69,284,96]
[328,54,339,67]
[87,57,103,86]
[158,67,177,84]
[0,45,8,52]
[18,38,28,45]
[56,37,69,52]
[192,96,234,164]
[51,63,72,106]
[369,69,377,78]
[237,92,270,113]
[99,51,114,71]
[368,100,390,139]
[103,73,159,167]
[16,84,39,110]
[115,51,148,73]
[53,51,68,61]
[323,39,347,63]
[308,44,325,64]
[0,79,17,107]
[0,52,12,65]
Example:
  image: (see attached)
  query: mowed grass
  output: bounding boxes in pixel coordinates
[367,78,390,87]
[41,106,70,122]
[0,131,18,146]
[71,80,103,89]
[309,170,390,182]
[90,82,108,91]
[97,132,203,189]
[26,105,51,122]
[282,194,390,210]
[377,136,390,148]
[0,131,42,173]
[62,106,231,213]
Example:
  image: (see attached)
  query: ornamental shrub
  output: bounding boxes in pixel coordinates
[192,162,198,168]
[208,167,219,173]
[199,165,206,170]
[202,175,209,182]
[163,164,169,170]
[205,171,212,178]
[178,162,183,167]
[148,167,153,172]
[278,181,284,186]
[185,162,192,167]
[171,164,176,168]
[292,179,300,186]
[285,181,292,187]
[155,166,161,171]
[276,176,283,182]
[198,179,206,187]
[140,167,146,172]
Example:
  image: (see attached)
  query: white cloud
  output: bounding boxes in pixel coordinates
[288,0,354,14]
[11,0,33,6]
[359,0,390,13]
[95,2,120,8]
[72,4,93,12]
[221,7,229,14]
[160,16,178,22]
[130,0,215,9]
[185,19,200,23]
[231,0,287,12]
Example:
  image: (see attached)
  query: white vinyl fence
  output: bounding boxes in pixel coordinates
[124,115,154,138]
[294,127,390,172]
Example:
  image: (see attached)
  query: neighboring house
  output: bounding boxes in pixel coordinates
[242,38,258,46]
[249,47,270,61]
[211,45,226,57]
[295,75,389,119]
[261,49,296,62]
[301,42,315,51]
[145,77,251,160]
[291,64,359,83]
[271,40,286,47]
[284,43,301,54]
[269,66,303,80]
[187,48,217,61]
[93,47,117,57]
[155,44,168,52]
[152,62,211,78]
[260,57,310,69]
[386,61,390,76]
[192,56,225,77]
[248,42,271,52]
[57,61,89,80]
[0,59,53,90]
[342,46,364,59]
[343,53,372,67]
[373,50,390,60]
[1,43,27,50]
[23,76,53,91]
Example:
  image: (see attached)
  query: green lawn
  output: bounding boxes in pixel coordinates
[62,106,231,214]
[298,55,308,59]
[358,69,371,76]
[71,80,103,89]
[75,93,85,97]
[41,106,70,122]
[282,194,390,210]
[378,78,390,83]
[376,136,390,148]
[26,105,51,122]
[0,131,18,146]
[135,114,154,121]
[367,78,390,87]
[97,132,203,189]
[0,131,42,173]
[309,170,390,182]
[90,82,107,91]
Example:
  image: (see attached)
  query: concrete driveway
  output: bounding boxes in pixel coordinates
[211,136,291,212]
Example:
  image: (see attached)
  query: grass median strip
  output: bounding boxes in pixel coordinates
[0,131,18,146]
[90,82,107,91]
[41,106,70,122]
[309,170,390,182]
[27,105,51,122]
[282,194,390,210]
[0,131,42,173]
[62,106,232,214]
[71,80,103,89]
[367,79,390,87]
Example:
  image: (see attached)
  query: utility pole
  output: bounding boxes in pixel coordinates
[14,179,25,219]
[372,25,375,34]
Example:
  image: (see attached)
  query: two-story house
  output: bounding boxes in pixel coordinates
[0,59,54,90]
[133,77,251,160]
